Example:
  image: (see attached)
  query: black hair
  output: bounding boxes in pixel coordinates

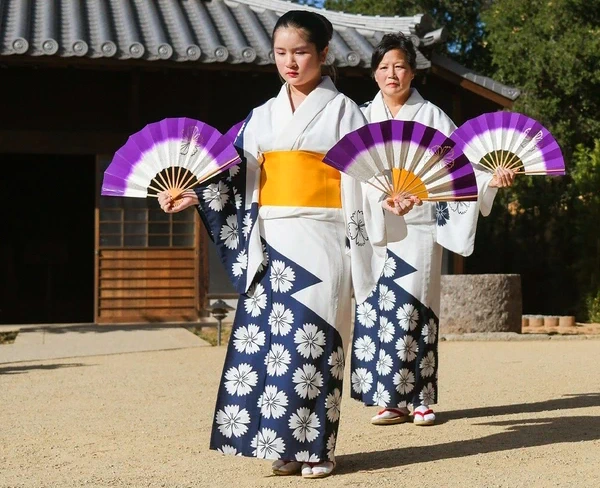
[273,10,333,54]
[370,33,417,76]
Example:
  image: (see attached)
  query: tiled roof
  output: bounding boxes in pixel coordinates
[0,0,445,69]
[432,52,521,101]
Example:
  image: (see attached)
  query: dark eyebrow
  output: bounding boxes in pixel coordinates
[273,44,310,51]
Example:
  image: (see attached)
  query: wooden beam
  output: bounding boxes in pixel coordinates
[430,65,515,109]
[0,55,373,78]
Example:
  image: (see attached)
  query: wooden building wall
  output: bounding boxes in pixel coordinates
[0,60,507,324]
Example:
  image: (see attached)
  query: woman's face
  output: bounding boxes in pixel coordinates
[273,27,326,89]
[374,48,414,102]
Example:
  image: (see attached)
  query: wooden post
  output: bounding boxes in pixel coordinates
[453,253,465,274]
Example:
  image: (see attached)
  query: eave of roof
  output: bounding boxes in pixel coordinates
[0,0,520,102]
[0,0,444,69]
[431,52,521,107]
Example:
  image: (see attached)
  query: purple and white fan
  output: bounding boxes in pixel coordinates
[450,112,565,176]
[323,120,478,201]
[101,117,241,203]
[223,120,244,143]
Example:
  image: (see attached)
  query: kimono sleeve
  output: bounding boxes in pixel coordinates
[339,99,407,304]
[192,113,263,293]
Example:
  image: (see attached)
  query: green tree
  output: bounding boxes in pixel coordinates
[320,0,600,318]
[570,140,600,319]
[324,0,493,70]
[465,0,600,319]
[482,0,600,157]
[472,138,600,321]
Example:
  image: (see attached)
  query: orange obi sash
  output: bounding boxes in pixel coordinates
[259,150,342,208]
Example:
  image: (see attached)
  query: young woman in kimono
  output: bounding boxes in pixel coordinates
[158,12,416,479]
[350,33,515,427]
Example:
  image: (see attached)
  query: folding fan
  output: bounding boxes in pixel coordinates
[101,117,241,203]
[450,112,565,176]
[323,120,478,201]
[223,120,244,143]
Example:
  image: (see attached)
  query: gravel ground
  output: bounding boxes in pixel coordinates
[1,339,599,488]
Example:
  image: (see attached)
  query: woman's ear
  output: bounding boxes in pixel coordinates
[320,46,329,64]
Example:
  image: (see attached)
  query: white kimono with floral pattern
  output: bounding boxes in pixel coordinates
[350,89,498,409]
[195,77,385,462]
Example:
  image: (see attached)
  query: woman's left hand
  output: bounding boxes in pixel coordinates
[490,167,516,188]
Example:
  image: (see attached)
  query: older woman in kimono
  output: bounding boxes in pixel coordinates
[159,12,416,479]
[350,33,515,427]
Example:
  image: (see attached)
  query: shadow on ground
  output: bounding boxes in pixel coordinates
[339,395,600,474]
[0,362,91,375]
[438,393,600,422]
[7,323,213,335]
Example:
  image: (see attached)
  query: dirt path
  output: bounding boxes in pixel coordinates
[1,339,599,488]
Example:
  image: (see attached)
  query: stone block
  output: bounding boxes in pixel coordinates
[440,274,522,334]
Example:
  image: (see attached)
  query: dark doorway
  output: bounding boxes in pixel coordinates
[0,155,95,324]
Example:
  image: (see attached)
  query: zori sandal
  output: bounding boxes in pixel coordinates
[371,407,410,425]
[413,405,435,426]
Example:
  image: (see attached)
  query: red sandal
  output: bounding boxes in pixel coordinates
[413,405,436,426]
[371,407,410,425]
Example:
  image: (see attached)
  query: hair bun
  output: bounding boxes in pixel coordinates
[316,13,334,42]
[273,10,333,53]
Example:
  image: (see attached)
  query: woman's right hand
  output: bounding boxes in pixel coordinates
[382,193,421,216]
[158,189,199,213]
